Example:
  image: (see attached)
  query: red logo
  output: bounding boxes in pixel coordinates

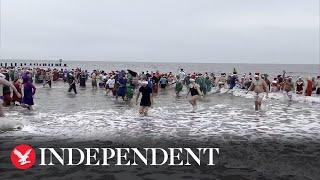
[10,144,36,170]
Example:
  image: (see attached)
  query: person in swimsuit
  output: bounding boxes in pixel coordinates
[91,71,98,89]
[295,77,304,95]
[43,70,52,88]
[136,81,153,116]
[186,79,203,112]
[216,73,227,92]
[247,74,269,111]
[271,78,279,92]
[105,76,115,96]
[305,77,313,96]
[283,77,295,101]
[0,74,21,116]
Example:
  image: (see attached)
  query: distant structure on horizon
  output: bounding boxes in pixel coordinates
[0,58,67,67]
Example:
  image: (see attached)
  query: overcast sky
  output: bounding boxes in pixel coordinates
[0,0,319,63]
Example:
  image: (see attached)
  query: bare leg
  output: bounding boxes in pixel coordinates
[190,96,198,112]
[143,107,149,116]
[258,101,262,110]
[255,101,259,111]
[189,99,193,105]
[0,104,5,117]
[139,106,144,115]
[193,97,197,108]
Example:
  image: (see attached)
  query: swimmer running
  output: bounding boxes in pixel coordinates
[246,74,269,111]
[186,79,203,112]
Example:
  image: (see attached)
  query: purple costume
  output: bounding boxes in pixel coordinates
[22,77,36,105]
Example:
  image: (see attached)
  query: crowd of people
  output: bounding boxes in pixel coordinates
[0,66,319,116]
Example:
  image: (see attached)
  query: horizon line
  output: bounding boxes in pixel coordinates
[0,58,319,65]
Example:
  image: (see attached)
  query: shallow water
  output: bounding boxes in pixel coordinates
[1,81,319,145]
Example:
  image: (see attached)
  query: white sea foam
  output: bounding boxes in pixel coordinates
[0,118,24,131]
[212,87,320,104]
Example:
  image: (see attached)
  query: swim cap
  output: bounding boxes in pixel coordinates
[190,79,195,82]
[142,81,148,85]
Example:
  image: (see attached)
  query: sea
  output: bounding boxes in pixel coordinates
[0,61,319,180]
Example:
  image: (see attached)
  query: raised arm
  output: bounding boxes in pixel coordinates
[282,70,286,79]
